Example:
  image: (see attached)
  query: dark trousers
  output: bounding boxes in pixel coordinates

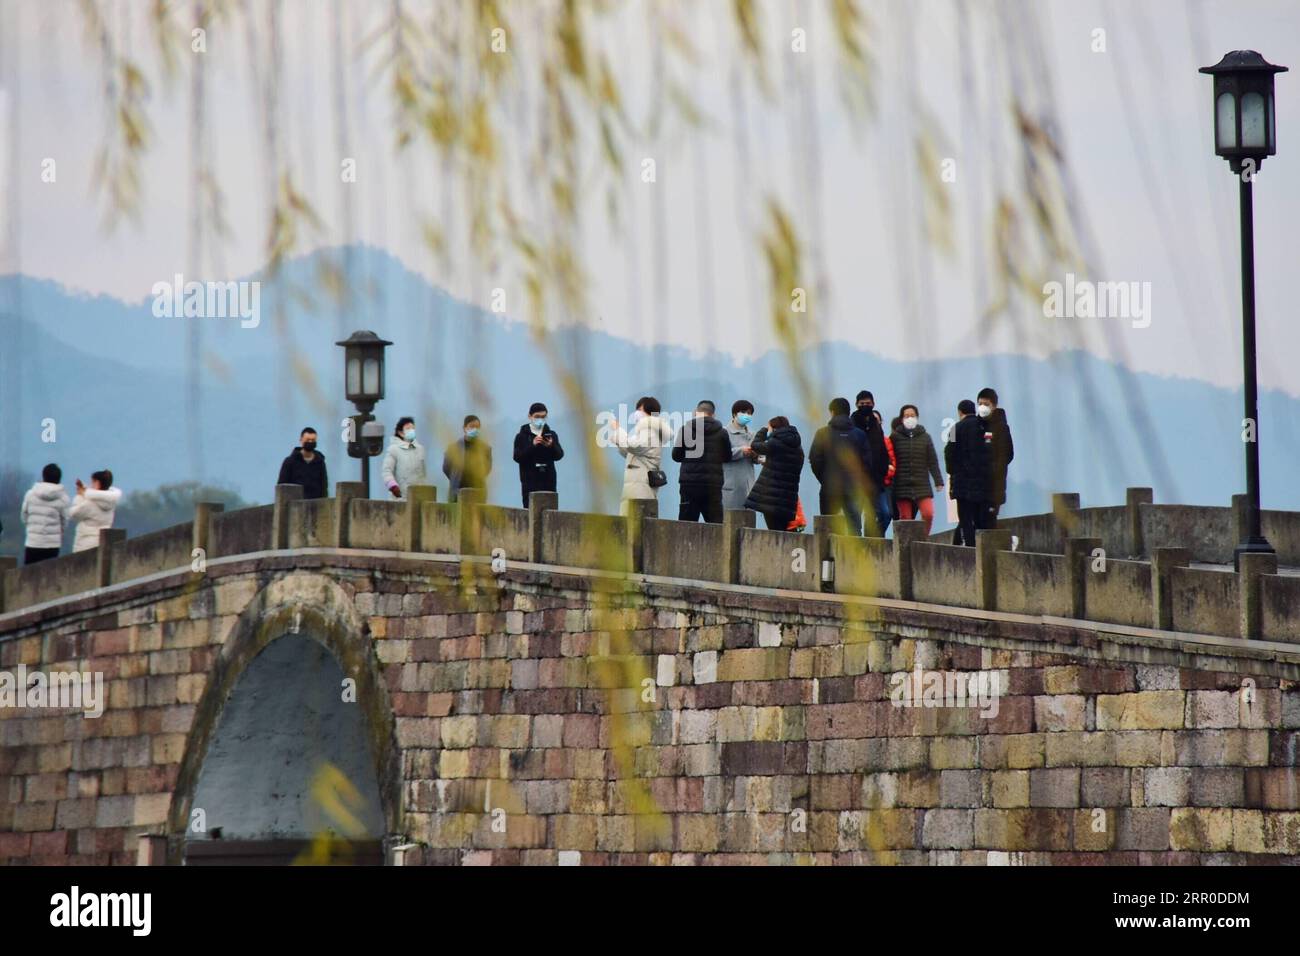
[875,489,893,537]
[954,498,992,547]
[24,547,59,565]
[819,490,862,536]
[761,510,794,531]
[679,484,723,524]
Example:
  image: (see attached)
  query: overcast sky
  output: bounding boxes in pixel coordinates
[4,0,1299,395]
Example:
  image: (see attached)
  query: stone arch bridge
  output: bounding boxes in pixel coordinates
[1,483,1299,864]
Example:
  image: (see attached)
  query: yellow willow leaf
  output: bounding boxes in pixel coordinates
[558,0,588,83]
[915,130,955,257]
[667,82,709,129]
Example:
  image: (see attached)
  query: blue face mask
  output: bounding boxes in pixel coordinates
[465,428,479,440]
[737,413,753,427]
[403,428,416,441]
[530,417,546,433]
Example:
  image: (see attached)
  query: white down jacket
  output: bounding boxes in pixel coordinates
[70,486,124,552]
[21,482,70,550]
[381,438,428,498]
[614,415,676,506]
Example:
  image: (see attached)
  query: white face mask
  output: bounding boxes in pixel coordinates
[902,416,918,430]
[976,404,992,419]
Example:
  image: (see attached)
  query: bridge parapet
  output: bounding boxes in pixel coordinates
[3,484,1299,645]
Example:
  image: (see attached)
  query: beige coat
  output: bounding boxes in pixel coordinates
[614,415,675,504]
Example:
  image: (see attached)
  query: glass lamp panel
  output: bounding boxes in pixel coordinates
[1241,92,1267,149]
[1269,91,1277,151]
[346,355,361,395]
[1216,92,1237,149]
[362,357,381,396]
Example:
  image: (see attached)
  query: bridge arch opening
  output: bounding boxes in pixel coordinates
[183,633,385,864]
[169,574,401,866]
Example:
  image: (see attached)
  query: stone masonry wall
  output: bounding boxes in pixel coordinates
[2,551,1299,865]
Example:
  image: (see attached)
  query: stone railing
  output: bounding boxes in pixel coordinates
[3,483,1298,645]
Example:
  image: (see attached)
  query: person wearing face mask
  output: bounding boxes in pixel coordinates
[889,405,944,534]
[850,390,891,535]
[513,402,565,507]
[277,426,329,500]
[809,397,872,535]
[612,396,675,512]
[382,416,428,499]
[442,415,493,503]
[944,399,991,546]
[722,399,758,511]
[977,387,1014,527]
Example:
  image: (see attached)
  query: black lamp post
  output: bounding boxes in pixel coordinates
[335,330,392,497]
[1200,51,1287,567]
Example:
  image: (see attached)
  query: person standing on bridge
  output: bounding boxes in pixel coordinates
[745,416,804,531]
[671,400,731,523]
[945,399,991,547]
[809,397,872,535]
[513,403,564,507]
[890,405,944,535]
[977,387,1014,527]
[69,469,123,553]
[277,427,329,500]
[851,390,892,535]
[611,396,675,513]
[20,463,70,565]
[382,417,428,499]
[722,400,758,511]
[442,415,492,503]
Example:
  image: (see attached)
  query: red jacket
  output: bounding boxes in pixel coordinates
[882,435,897,487]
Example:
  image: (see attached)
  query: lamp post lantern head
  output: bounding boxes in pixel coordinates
[335,330,392,413]
[1201,50,1287,173]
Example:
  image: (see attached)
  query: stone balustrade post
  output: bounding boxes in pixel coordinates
[405,484,437,552]
[528,492,559,563]
[975,529,1013,611]
[722,510,756,584]
[1239,551,1278,641]
[457,487,485,555]
[334,482,364,548]
[1151,547,1191,630]
[98,528,128,586]
[272,483,304,550]
[0,556,16,613]
[1064,536,1102,620]
[193,501,224,564]
[625,498,657,573]
[1051,492,1081,551]
[1126,487,1154,558]
[891,520,926,601]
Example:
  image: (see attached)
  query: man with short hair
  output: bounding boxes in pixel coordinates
[278,427,329,499]
[21,463,70,565]
[809,397,873,535]
[976,387,1014,527]
[513,403,564,507]
[851,390,891,534]
[443,414,493,502]
[671,400,731,523]
[722,399,758,511]
[944,400,991,547]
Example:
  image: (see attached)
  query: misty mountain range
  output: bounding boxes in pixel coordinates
[2,245,1297,545]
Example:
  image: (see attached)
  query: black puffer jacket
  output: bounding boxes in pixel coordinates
[944,415,990,502]
[671,415,731,488]
[889,423,943,501]
[984,408,1014,506]
[745,425,804,521]
[850,407,889,489]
